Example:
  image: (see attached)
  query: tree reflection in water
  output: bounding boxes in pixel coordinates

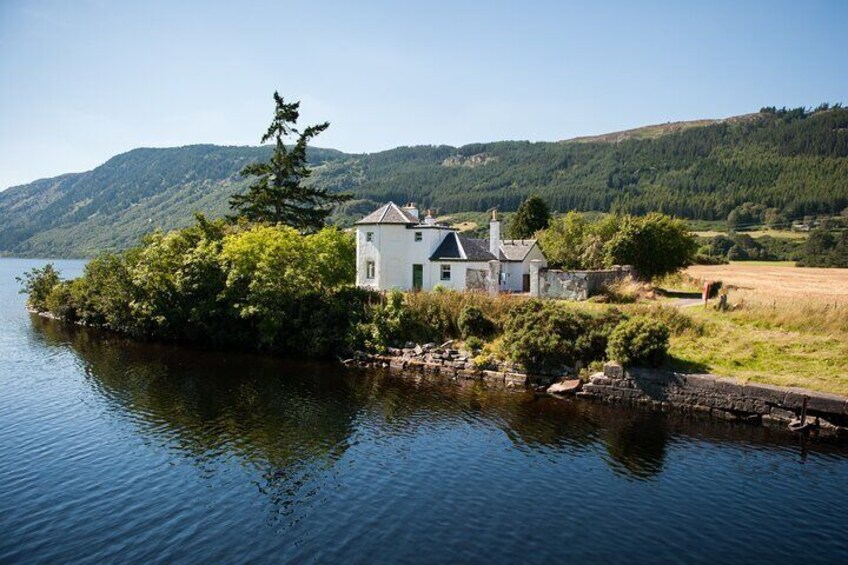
[30,314,844,509]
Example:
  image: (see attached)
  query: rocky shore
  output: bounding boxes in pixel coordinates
[345,344,848,439]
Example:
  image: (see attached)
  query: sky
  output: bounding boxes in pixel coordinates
[1,0,846,190]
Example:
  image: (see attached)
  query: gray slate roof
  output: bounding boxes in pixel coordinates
[355,202,417,225]
[498,239,538,262]
[429,234,540,263]
[430,233,498,262]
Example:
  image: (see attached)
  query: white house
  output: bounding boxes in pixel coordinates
[354,202,547,293]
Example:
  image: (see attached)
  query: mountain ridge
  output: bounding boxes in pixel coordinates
[2,106,847,257]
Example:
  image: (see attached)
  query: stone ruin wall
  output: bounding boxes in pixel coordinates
[529,263,633,300]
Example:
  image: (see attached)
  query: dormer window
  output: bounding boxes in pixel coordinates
[366,232,374,242]
[414,232,422,242]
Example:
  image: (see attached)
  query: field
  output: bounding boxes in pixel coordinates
[686,263,848,299]
[663,263,848,394]
[692,229,808,239]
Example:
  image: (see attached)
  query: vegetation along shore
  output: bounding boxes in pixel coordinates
[17,93,848,436]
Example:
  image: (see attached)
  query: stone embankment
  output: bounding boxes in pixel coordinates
[580,362,847,437]
[347,345,848,438]
[344,342,559,389]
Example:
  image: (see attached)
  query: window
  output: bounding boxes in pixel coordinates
[440,264,451,281]
[414,232,422,242]
[366,261,375,279]
[366,232,374,242]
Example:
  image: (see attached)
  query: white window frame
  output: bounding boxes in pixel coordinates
[366,231,374,242]
[440,264,451,281]
[366,261,375,279]
[414,231,422,242]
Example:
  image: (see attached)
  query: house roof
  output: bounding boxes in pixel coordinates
[355,201,418,225]
[498,239,538,262]
[430,233,498,262]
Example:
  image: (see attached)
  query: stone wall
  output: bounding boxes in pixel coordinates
[579,362,848,436]
[529,263,633,300]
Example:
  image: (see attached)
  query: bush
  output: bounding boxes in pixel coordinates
[17,263,61,312]
[605,213,698,279]
[502,300,627,373]
[692,253,728,265]
[457,305,495,339]
[463,335,484,351]
[45,281,77,321]
[606,316,670,367]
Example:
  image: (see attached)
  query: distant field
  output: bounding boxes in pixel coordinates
[686,263,848,299]
[692,229,807,240]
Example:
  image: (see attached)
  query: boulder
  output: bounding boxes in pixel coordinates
[548,379,583,396]
[603,361,624,379]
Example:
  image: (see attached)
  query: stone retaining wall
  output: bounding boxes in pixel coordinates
[347,348,848,438]
[579,362,848,437]
[529,263,633,300]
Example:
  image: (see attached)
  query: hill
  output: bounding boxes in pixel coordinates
[2,105,847,257]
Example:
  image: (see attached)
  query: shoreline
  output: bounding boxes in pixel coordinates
[347,344,848,439]
[32,310,848,439]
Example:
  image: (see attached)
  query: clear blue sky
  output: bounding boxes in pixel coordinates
[1,0,846,190]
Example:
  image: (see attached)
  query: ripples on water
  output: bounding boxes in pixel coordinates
[1,258,847,563]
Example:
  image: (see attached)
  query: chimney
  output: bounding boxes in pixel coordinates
[423,209,436,226]
[402,203,419,221]
[489,209,500,259]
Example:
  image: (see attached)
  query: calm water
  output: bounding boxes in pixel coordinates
[1,257,847,564]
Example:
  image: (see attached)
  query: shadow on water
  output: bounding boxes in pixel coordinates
[30,316,848,493]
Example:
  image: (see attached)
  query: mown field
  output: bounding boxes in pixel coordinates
[663,263,848,394]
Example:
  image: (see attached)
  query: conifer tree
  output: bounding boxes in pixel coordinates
[230,92,350,231]
[508,195,551,239]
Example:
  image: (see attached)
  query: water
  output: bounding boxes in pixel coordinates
[1,258,847,564]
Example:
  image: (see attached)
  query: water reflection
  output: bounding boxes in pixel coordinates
[30,316,847,491]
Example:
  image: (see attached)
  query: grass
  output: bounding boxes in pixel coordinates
[660,263,848,394]
[666,306,848,395]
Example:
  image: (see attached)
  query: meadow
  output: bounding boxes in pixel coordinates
[662,263,848,394]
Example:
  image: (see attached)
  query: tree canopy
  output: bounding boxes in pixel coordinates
[508,195,551,239]
[229,92,350,231]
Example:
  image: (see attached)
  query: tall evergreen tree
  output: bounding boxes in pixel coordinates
[229,92,350,231]
[508,195,551,239]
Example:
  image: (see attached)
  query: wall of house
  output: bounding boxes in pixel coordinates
[356,224,455,290]
[426,261,483,291]
[500,246,547,292]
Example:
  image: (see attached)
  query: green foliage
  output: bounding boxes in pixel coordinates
[502,300,626,373]
[605,213,698,279]
[16,263,61,311]
[797,227,848,267]
[457,305,495,339]
[360,290,411,351]
[606,317,670,367]
[229,92,351,230]
[464,335,484,351]
[538,212,591,269]
[4,105,848,258]
[508,195,550,239]
[29,216,364,357]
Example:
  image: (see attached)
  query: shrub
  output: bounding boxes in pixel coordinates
[17,263,61,312]
[457,305,495,339]
[502,300,627,373]
[606,316,670,367]
[463,335,484,351]
[45,281,77,322]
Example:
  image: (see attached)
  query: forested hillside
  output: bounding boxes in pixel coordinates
[2,105,846,257]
